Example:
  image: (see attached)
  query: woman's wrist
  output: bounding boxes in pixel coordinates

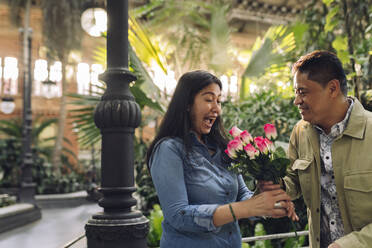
[231,200,256,220]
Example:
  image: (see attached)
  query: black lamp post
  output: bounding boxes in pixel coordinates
[85,1,149,247]
[18,0,37,205]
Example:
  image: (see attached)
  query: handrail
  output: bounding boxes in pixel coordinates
[242,230,309,243]
[63,231,309,247]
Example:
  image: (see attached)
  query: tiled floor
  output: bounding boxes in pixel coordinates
[0,203,101,248]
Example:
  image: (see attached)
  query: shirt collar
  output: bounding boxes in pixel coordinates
[188,131,217,151]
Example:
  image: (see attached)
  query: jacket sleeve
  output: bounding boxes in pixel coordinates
[237,174,254,201]
[150,139,221,233]
[282,125,303,200]
[335,224,372,247]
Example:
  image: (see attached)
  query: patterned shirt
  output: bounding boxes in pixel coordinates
[314,98,354,248]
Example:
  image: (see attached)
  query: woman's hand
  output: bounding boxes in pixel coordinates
[236,189,290,218]
[256,180,299,221]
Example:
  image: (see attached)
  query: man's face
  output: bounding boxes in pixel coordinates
[293,71,331,127]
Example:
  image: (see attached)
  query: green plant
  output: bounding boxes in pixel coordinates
[135,139,159,214]
[0,138,22,187]
[0,194,16,208]
[250,223,273,248]
[134,0,235,76]
[295,0,372,98]
[32,161,86,194]
[69,15,165,149]
[0,118,85,194]
[222,91,300,142]
[147,204,164,247]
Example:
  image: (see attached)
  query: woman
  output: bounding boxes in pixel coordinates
[146,70,297,248]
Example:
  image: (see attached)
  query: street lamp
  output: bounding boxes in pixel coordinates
[81,1,107,37]
[85,1,149,247]
[0,97,15,114]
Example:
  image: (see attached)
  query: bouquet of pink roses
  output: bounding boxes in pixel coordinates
[225,123,290,190]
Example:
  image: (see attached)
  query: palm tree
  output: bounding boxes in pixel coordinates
[6,0,85,172]
[240,25,298,100]
[40,1,85,171]
[132,0,235,76]
[69,16,165,148]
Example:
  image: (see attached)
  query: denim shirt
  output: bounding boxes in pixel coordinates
[149,133,253,248]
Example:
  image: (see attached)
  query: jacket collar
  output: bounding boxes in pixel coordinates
[342,97,367,139]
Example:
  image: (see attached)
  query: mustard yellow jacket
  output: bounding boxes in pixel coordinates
[284,98,372,248]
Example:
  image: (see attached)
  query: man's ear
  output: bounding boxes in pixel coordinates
[327,79,341,97]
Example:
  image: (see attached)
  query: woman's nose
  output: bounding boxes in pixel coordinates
[213,102,221,113]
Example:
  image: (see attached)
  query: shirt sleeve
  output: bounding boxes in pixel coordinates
[237,174,254,201]
[150,139,221,233]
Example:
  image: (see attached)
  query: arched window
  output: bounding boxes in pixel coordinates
[0,57,18,95]
[33,59,62,98]
[77,63,104,95]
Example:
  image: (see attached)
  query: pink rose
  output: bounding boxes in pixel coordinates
[229,126,242,138]
[244,143,259,159]
[240,130,253,144]
[264,123,277,140]
[254,136,268,154]
[225,148,236,159]
[264,138,275,151]
[228,138,243,152]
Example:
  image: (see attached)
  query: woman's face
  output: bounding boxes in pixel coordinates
[189,83,222,142]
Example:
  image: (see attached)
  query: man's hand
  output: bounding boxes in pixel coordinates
[328,243,341,248]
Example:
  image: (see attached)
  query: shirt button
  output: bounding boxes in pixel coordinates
[226,192,230,196]
[316,208,320,213]
[331,175,335,179]
[317,237,320,242]
[332,196,336,200]
[180,210,185,215]
[326,156,329,160]
[229,231,232,235]
[331,221,335,225]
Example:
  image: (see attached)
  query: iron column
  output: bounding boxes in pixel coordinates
[19,0,37,205]
[85,1,149,247]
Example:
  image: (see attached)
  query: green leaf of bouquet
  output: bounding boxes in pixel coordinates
[271,157,290,176]
[244,175,256,191]
[273,146,286,158]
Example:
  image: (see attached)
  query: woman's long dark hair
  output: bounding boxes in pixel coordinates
[146,70,229,167]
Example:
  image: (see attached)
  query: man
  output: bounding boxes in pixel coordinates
[261,50,372,248]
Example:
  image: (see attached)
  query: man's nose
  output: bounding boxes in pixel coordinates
[293,94,302,105]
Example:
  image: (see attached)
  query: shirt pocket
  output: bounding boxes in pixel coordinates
[344,171,372,230]
[292,159,312,205]
[184,152,213,184]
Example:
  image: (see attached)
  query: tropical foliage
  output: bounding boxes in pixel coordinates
[132,0,235,76]
[40,0,85,170]
[0,118,84,193]
[69,23,165,148]
[222,91,300,143]
[293,0,372,98]
[6,0,86,171]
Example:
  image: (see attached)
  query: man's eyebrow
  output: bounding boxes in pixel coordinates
[294,87,306,91]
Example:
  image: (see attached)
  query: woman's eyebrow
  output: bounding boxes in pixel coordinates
[201,91,221,97]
